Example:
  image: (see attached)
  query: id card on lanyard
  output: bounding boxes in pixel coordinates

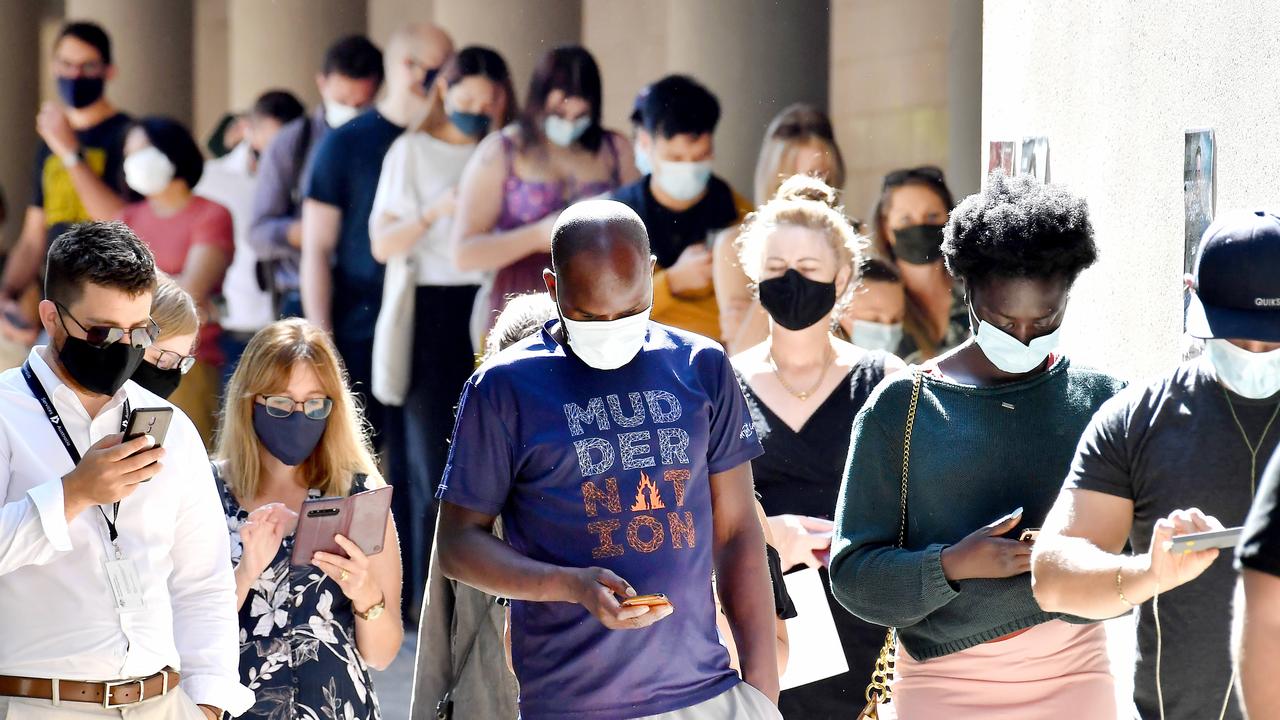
[21,362,146,612]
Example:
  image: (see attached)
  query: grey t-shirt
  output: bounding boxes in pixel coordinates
[1065,358,1280,720]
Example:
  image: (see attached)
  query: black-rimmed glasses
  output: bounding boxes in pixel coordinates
[258,395,334,420]
[152,349,196,374]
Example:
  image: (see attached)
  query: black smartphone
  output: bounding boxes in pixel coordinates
[124,408,173,480]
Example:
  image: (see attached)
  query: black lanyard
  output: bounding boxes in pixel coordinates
[21,362,130,544]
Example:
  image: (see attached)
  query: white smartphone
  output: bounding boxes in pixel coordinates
[1168,527,1243,553]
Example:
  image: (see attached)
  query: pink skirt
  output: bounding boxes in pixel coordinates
[889,620,1116,720]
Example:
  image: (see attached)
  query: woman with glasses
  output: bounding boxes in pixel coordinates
[871,166,970,361]
[117,116,234,443]
[214,318,403,720]
[131,274,199,404]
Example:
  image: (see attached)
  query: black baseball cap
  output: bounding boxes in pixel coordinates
[1186,209,1280,341]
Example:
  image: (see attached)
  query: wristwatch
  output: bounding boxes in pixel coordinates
[59,147,83,168]
[354,595,385,621]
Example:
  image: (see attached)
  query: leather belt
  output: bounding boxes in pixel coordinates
[0,668,180,708]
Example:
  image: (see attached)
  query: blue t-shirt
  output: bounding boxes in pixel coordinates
[438,321,763,720]
[303,109,403,342]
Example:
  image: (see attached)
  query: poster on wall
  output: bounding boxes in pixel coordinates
[988,141,1016,177]
[1020,137,1049,182]
[1183,129,1216,275]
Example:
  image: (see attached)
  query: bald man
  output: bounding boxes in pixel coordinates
[299,23,453,622]
[436,200,781,719]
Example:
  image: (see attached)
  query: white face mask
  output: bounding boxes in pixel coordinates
[850,319,904,352]
[973,318,1061,374]
[561,307,652,370]
[654,160,712,202]
[123,146,176,197]
[1205,339,1280,399]
[324,100,360,128]
[633,138,653,176]
[544,115,591,147]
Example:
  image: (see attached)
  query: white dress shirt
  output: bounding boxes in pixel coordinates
[0,349,253,715]
[196,142,274,333]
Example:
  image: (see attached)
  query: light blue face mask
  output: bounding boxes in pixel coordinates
[971,313,1061,374]
[1206,339,1280,399]
[633,138,653,176]
[850,320,904,352]
[654,160,713,202]
[544,115,591,147]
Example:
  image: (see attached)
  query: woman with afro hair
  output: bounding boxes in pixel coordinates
[829,173,1126,718]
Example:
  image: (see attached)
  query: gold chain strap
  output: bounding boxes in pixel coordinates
[859,369,922,720]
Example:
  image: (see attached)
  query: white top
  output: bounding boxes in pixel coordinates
[0,349,253,714]
[196,142,274,332]
[370,131,484,286]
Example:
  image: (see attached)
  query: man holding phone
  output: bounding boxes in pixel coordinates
[436,201,780,719]
[1030,211,1280,720]
[0,222,251,717]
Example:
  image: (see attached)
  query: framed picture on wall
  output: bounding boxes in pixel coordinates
[1183,129,1216,275]
[1020,137,1049,182]
[987,141,1016,177]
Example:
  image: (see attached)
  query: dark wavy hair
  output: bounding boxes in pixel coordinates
[942,173,1097,287]
[517,46,605,153]
[126,116,205,191]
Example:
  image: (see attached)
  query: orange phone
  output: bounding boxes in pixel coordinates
[621,593,671,608]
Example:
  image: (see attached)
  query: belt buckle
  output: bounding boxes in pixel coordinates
[103,678,145,709]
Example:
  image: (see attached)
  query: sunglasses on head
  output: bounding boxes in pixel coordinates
[882,166,946,190]
[56,304,159,349]
[258,395,334,420]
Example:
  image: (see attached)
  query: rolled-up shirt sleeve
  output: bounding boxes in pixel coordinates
[0,424,73,575]
[167,421,254,715]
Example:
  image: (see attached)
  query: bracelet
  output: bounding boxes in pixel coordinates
[1116,567,1138,607]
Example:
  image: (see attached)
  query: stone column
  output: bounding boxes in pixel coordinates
[65,0,195,125]
[368,0,436,47]
[582,0,668,134]
[667,0,830,195]
[228,0,368,112]
[432,0,582,106]
[0,0,42,250]
[193,0,231,147]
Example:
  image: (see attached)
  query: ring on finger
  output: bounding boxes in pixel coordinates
[340,569,350,582]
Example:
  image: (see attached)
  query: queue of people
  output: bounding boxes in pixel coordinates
[2,14,1280,720]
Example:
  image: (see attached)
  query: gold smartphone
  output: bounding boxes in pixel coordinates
[620,593,671,608]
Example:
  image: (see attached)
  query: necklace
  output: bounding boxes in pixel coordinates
[1221,386,1280,493]
[767,344,834,401]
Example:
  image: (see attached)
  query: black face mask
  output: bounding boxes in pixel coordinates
[58,335,146,397]
[57,76,105,109]
[758,268,837,331]
[893,224,946,265]
[131,360,183,399]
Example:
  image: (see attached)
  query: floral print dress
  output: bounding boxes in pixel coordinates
[217,468,381,720]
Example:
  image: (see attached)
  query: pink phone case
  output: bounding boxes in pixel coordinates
[290,486,393,566]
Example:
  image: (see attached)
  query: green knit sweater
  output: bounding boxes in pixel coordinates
[830,357,1125,660]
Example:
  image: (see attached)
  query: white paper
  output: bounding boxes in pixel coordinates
[779,567,849,690]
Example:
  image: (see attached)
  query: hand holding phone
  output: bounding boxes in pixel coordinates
[1169,527,1242,553]
[290,486,394,566]
[619,593,672,609]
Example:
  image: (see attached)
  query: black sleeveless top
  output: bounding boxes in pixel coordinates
[739,350,887,720]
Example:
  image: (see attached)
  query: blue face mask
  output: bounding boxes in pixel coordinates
[544,115,591,147]
[252,404,328,466]
[57,76,105,109]
[634,138,653,176]
[448,110,491,138]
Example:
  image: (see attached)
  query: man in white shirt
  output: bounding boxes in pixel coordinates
[0,221,252,718]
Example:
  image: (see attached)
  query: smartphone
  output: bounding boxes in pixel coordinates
[125,407,173,448]
[290,486,394,566]
[620,593,671,608]
[1169,527,1243,553]
[1020,528,1041,544]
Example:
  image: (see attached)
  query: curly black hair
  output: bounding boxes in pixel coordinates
[942,173,1097,286]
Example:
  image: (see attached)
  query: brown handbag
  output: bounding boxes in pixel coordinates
[857,369,922,720]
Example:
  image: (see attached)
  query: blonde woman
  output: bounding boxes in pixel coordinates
[715,105,847,355]
[132,273,199,400]
[732,175,904,717]
[214,318,403,720]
